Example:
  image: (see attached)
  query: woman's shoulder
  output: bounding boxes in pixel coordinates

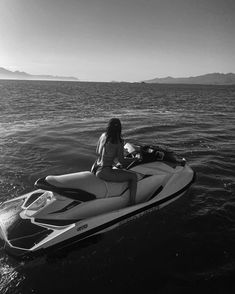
[99,132,106,142]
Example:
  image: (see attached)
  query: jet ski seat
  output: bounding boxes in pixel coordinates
[35,171,130,201]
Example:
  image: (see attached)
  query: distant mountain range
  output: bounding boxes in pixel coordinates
[1,67,235,84]
[0,67,78,81]
[144,73,235,85]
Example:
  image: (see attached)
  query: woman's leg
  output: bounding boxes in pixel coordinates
[96,168,137,205]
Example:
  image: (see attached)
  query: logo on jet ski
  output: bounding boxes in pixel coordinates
[76,224,88,232]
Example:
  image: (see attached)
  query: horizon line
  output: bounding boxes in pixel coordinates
[0,66,235,83]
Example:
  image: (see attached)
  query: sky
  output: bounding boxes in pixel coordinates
[0,0,234,82]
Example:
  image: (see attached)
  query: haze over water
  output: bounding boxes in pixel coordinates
[0,80,234,293]
[1,0,235,81]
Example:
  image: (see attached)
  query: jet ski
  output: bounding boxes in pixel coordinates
[0,143,195,259]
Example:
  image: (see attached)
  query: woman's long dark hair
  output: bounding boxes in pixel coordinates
[105,118,123,144]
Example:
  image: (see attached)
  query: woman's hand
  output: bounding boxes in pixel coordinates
[134,153,142,161]
[116,163,123,169]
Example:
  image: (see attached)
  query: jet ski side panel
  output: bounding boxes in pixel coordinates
[156,164,194,201]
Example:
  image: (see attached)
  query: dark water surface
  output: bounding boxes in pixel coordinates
[0,80,235,293]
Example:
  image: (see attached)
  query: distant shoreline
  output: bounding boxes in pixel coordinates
[0,67,235,85]
[143,72,235,85]
[0,67,78,82]
[0,78,235,86]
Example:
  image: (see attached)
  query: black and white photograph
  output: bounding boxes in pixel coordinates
[0,0,234,293]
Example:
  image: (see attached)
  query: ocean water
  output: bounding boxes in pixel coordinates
[0,80,234,293]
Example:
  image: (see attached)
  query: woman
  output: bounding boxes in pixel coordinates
[93,118,138,205]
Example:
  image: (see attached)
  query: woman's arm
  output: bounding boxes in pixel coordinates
[96,133,106,155]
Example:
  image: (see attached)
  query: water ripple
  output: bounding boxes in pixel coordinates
[0,80,235,292]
